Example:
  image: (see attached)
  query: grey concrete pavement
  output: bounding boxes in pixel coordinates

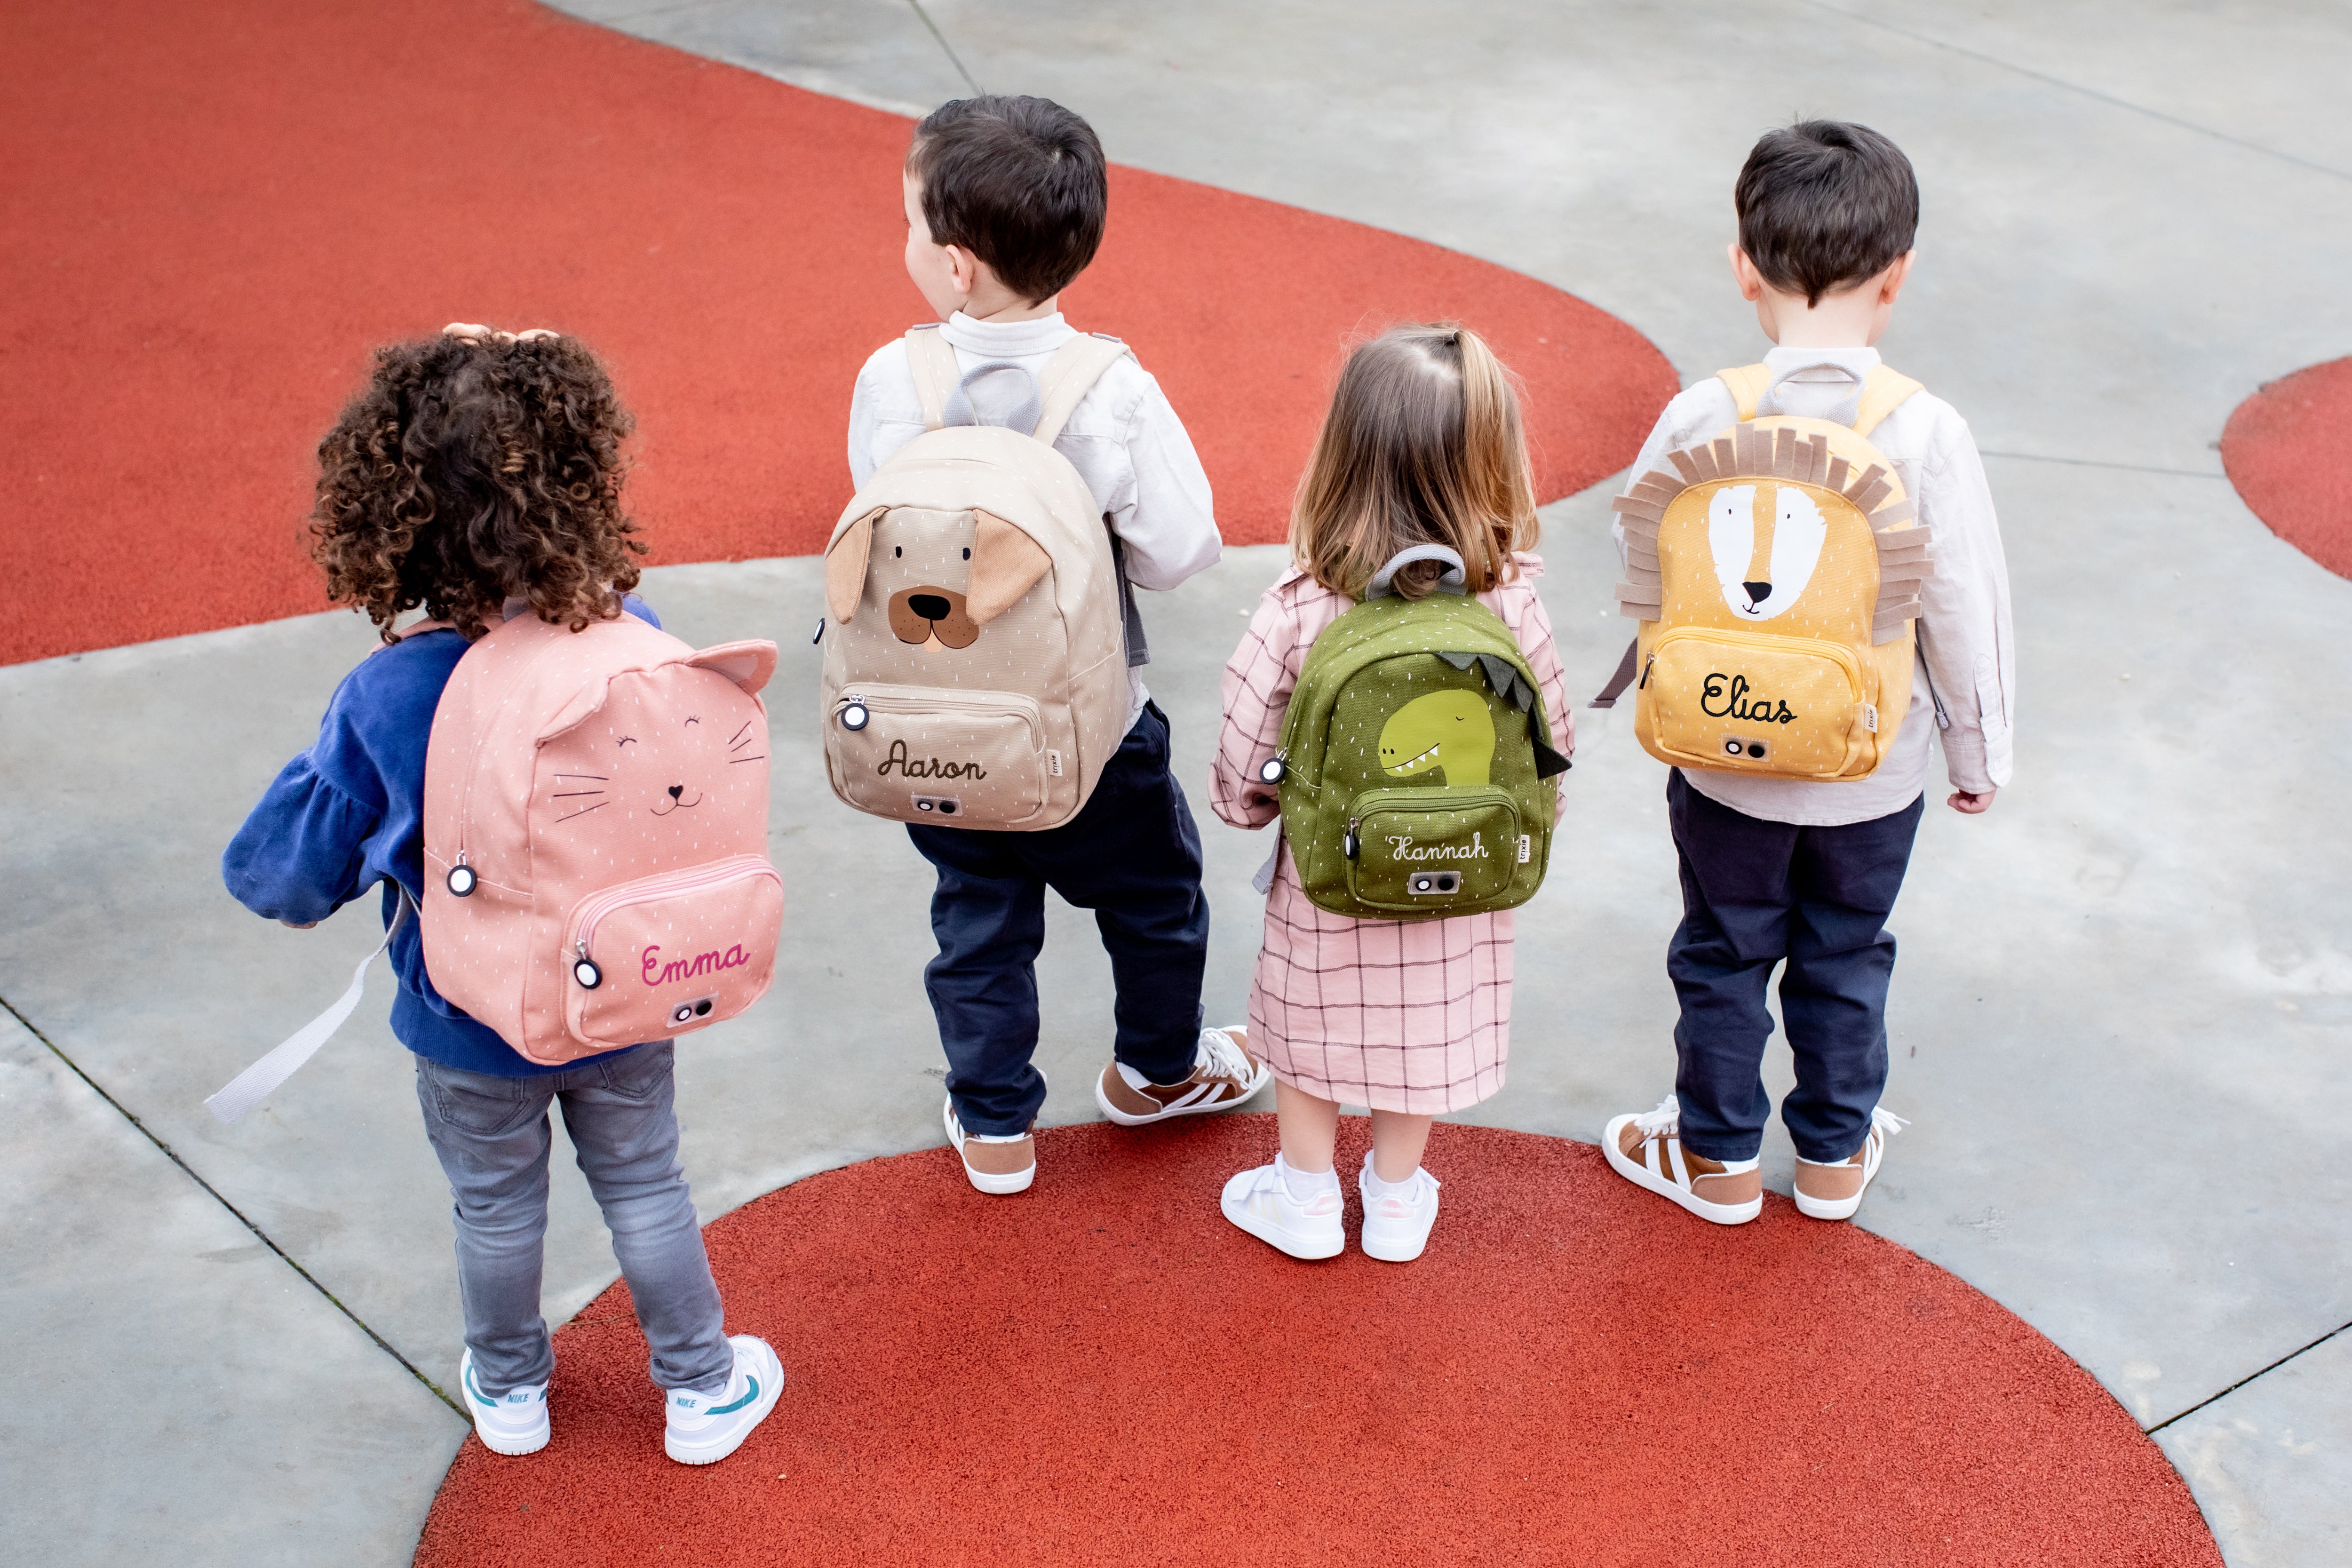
[6,1,2349,1562]
[0,1006,464,1565]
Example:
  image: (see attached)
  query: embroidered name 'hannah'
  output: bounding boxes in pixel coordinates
[642,943,752,987]
[874,739,988,780]
[1384,832,1490,861]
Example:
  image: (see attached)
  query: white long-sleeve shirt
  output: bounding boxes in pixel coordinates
[847,310,1224,727]
[1613,345,2016,827]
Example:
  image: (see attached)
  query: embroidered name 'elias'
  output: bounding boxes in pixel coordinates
[874,740,988,780]
[642,944,752,987]
[1384,832,1491,861]
[1700,673,1797,725]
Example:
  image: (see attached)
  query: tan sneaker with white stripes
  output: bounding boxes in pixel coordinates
[1602,1095,1763,1226]
[944,1096,1036,1195]
[1094,1026,1270,1127]
[1793,1106,1908,1221]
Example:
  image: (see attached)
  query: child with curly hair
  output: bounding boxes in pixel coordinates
[222,326,782,1465]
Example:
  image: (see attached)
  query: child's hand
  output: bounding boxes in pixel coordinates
[1947,788,1995,814]
[442,322,560,346]
[279,918,319,928]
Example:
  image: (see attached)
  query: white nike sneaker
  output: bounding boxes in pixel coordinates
[663,1335,784,1466]
[1220,1155,1345,1260]
[1358,1155,1442,1263]
[458,1347,549,1457]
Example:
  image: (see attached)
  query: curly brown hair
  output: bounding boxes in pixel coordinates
[310,331,645,643]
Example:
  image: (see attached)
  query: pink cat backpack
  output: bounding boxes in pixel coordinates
[420,610,784,1066]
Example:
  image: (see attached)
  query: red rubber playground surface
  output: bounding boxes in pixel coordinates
[0,0,1677,667]
[2223,356,2352,581]
[418,1119,2219,1567]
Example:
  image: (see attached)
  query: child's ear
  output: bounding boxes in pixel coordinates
[965,511,1052,624]
[825,511,878,622]
[687,641,779,698]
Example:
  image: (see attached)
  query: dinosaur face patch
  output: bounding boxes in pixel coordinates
[1378,689,1497,788]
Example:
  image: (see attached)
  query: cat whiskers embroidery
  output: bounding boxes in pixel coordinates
[727,718,766,764]
[552,774,607,823]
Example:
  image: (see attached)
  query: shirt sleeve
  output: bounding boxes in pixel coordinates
[1108,370,1222,592]
[1912,422,2015,793]
[847,358,882,491]
[1506,570,1576,825]
[1209,587,1299,829]
[222,751,381,924]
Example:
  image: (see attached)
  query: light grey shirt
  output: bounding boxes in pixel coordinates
[848,310,1224,727]
[1613,345,2016,827]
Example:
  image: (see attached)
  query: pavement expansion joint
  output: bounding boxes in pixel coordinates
[1791,0,2352,184]
[2147,1320,2352,1435]
[0,990,466,1423]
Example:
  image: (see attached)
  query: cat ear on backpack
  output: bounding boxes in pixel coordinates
[687,641,778,698]
[825,509,880,623]
[965,510,1051,625]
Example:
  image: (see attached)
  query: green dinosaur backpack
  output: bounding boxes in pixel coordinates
[1265,547,1570,922]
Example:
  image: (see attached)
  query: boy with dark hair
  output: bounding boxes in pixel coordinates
[1602,120,2015,1225]
[847,95,1265,1195]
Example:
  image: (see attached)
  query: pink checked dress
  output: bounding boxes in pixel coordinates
[1210,553,1573,1115]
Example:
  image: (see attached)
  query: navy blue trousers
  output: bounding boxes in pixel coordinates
[1665,771,1923,1164]
[907,702,1209,1136]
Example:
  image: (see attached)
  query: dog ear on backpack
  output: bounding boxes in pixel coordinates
[825,510,879,623]
[965,511,1052,625]
[687,641,779,698]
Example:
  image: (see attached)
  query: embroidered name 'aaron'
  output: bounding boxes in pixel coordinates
[1384,832,1491,861]
[874,740,987,780]
[642,944,752,987]
[1700,673,1797,725]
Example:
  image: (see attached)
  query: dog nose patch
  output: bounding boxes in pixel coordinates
[907,594,950,621]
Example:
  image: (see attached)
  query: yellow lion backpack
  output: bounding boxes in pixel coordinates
[1593,362,1935,780]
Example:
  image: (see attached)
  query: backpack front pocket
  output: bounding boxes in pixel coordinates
[826,684,1048,827]
[564,855,783,1050]
[1638,626,1870,779]
[1342,787,1524,915]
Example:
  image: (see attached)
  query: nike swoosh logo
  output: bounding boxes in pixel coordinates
[706,1375,760,1416]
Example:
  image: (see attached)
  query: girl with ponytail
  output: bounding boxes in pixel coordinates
[1208,324,1573,1263]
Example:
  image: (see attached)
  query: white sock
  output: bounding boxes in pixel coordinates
[1277,1153,1339,1202]
[1361,1155,1428,1200]
[1704,1154,1761,1174]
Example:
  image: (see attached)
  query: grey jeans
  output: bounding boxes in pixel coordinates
[413,1044,731,1397]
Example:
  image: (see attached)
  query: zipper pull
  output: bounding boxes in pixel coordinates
[1637,653,1655,691]
[445,853,477,898]
[572,939,602,991]
[1343,818,1360,860]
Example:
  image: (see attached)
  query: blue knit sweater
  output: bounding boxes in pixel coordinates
[222,600,659,1077]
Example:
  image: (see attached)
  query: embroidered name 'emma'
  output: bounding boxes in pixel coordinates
[874,740,988,780]
[1384,832,1490,861]
[1700,673,1797,725]
[642,943,752,987]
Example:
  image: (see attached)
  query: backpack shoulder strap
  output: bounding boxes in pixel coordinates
[1852,364,1923,437]
[1031,333,1133,446]
[903,324,960,432]
[1715,363,1773,421]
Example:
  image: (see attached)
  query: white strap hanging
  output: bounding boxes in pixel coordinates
[205,884,413,1126]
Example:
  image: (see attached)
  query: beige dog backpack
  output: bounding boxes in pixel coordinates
[818,325,1136,831]
[1595,361,1937,782]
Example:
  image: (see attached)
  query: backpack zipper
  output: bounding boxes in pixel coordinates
[1637,653,1655,690]
[569,856,779,982]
